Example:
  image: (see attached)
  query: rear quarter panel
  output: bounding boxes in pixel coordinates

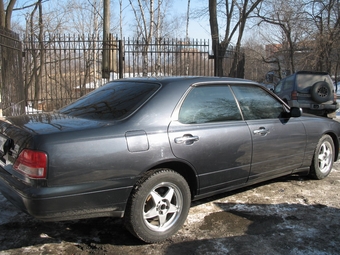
[41,80,190,187]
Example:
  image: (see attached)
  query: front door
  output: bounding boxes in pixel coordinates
[231,85,307,182]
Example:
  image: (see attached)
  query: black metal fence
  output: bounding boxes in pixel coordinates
[0,27,24,116]
[1,32,241,115]
[23,35,221,113]
[123,38,214,77]
[24,34,107,113]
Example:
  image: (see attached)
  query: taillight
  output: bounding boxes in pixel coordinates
[13,149,47,179]
[291,90,298,100]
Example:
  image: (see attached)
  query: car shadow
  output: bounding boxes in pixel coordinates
[0,207,144,251]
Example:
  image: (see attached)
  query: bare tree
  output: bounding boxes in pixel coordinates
[0,0,16,29]
[243,37,271,82]
[24,0,45,109]
[128,0,176,76]
[308,0,340,74]
[256,0,310,76]
[22,0,105,111]
[129,0,155,76]
[209,0,263,77]
[119,0,124,39]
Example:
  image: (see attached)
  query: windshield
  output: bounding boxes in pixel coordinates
[59,81,160,120]
[296,74,333,93]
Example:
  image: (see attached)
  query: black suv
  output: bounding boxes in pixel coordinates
[274,71,338,118]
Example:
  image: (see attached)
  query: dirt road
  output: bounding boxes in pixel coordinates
[1,161,340,255]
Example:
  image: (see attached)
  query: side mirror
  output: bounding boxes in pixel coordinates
[290,107,302,117]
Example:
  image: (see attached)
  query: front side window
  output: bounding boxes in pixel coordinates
[283,76,294,91]
[178,86,242,124]
[274,80,284,93]
[59,81,160,120]
[231,85,284,120]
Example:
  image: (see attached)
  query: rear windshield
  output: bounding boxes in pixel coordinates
[296,74,333,93]
[59,81,160,120]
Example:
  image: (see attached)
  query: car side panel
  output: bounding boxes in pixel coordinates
[42,127,174,186]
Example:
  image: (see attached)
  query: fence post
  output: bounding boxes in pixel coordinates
[119,40,124,79]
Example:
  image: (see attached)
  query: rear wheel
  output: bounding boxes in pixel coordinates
[310,134,334,180]
[124,169,191,243]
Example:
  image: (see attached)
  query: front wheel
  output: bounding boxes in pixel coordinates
[310,134,334,180]
[124,169,191,243]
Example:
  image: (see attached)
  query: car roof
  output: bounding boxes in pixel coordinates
[117,76,259,86]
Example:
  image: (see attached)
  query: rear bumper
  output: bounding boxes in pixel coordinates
[0,168,133,221]
[289,100,339,111]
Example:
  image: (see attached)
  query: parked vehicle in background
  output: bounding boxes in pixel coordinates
[274,71,339,118]
[0,77,340,243]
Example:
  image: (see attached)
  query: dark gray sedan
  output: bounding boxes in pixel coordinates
[0,77,339,243]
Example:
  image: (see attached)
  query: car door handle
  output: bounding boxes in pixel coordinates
[174,134,199,145]
[253,127,270,136]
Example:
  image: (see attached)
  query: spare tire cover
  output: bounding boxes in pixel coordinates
[311,81,333,103]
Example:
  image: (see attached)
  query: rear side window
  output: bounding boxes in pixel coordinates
[178,85,242,124]
[296,74,333,93]
[232,85,284,120]
[59,81,160,120]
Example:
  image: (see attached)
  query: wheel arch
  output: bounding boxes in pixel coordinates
[147,161,198,199]
[325,131,339,162]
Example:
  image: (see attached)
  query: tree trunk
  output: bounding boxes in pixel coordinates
[209,0,223,76]
[186,0,190,41]
[0,0,16,29]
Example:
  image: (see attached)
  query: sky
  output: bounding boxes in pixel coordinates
[11,0,212,41]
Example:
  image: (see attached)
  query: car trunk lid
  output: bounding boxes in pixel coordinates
[0,113,110,168]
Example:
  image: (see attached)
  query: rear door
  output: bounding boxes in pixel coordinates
[168,84,252,195]
[231,85,307,182]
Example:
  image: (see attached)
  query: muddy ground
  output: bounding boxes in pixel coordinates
[1,161,340,255]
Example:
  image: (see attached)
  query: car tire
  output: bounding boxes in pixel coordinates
[309,134,334,180]
[124,169,191,243]
[311,81,333,103]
